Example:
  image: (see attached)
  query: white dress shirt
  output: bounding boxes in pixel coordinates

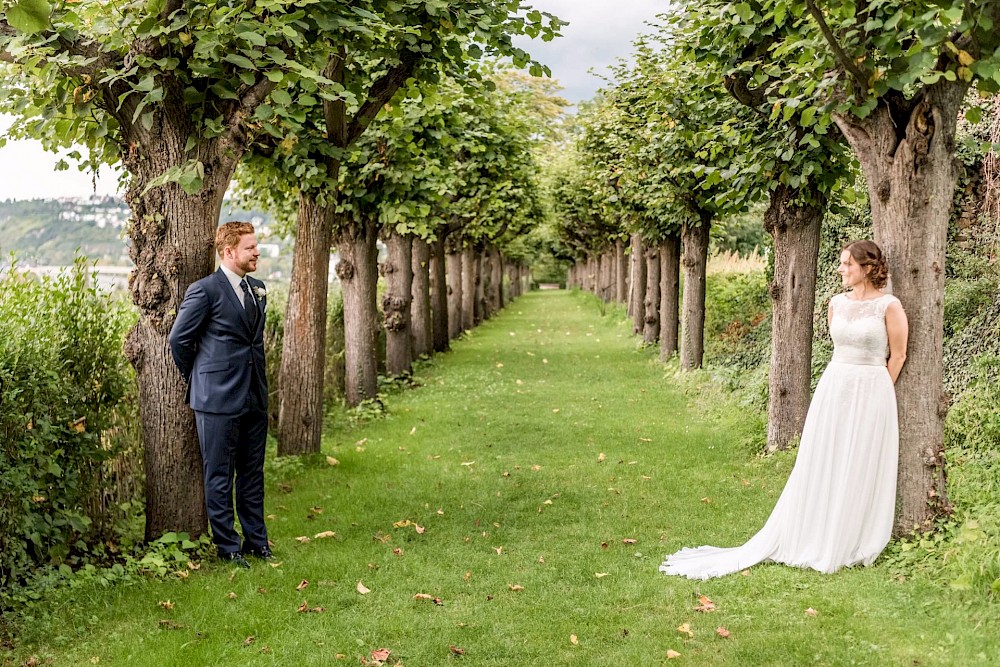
[220,264,254,309]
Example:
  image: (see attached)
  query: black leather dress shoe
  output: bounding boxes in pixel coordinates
[245,545,275,561]
[219,552,251,569]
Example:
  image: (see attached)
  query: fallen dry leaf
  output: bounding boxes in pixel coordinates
[460,461,476,467]
[600,541,609,549]
[175,570,189,579]
[622,538,637,545]
[597,452,606,463]
[805,607,819,617]
[295,600,326,613]
[701,497,711,504]
[415,524,426,534]
[677,623,694,638]
[158,600,174,610]
[508,584,524,592]
[666,649,682,659]
[186,561,200,570]
[370,648,391,662]
[295,536,311,544]
[538,555,545,564]
[409,426,417,435]
[449,645,465,656]
[357,581,371,595]
[594,572,609,578]
[242,635,255,646]
[494,546,503,555]
[716,627,731,638]
[639,437,652,443]
[570,634,579,645]
[463,571,472,581]
[694,595,716,613]
[314,530,336,539]
[326,456,340,466]
[393,548,404,556]
[531,465,542,471]
[158,620,186,630]
[268,561,283,568]
[227,592,237,600]
[296,580,309,591]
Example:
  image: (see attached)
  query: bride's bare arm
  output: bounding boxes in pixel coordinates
[885,301,909,383]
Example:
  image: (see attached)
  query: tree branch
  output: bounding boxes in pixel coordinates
[723,73,770,118]
[804,0,869,94]
[344,45,420,146]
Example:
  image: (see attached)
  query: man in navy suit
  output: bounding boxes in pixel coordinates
[169,221,271,568]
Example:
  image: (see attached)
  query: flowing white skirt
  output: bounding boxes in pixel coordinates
[660,360,899,580]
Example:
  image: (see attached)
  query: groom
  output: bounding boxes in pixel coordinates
[169,221,271,568]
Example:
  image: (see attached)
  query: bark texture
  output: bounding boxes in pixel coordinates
[764,185,824,452]
[276,195,335,455]
[615,240,628,304]
[473,249,485,325]
[337,220,380,406]
[447,243,464,339]
[411,238,432,358]
[643,245,661,344]
[659,234,681,360]
[629,234,647,334]
[381,232,413,377]
[834,84,964,532]
[430,236,450,352]
[680,221,711,370]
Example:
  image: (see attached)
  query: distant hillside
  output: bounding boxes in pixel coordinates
[0,197,284,267]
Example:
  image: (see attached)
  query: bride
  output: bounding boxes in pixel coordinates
[660,240,909,580]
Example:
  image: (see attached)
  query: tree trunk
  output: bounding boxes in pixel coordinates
[493,248,505,311]
[276,194,335,455]
[764,185,824,452]
[447,242,464,339]
[659,234,681,361]
[411,237,433,358]
[630,234,646,335]
[615,240,627,304]
[461,246,476,331]
[643,245,661,345]
[473,249,486,326]
[481,250,494,320]
[381,231,413,377]
[834,84,964,533]
[123,141,236,540]
[680,220,711,370]
[430,236,450,352]
[337,219,380,406]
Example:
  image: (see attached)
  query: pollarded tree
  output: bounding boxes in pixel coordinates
[713,0,1000,532]
[676,1,855,451]
[612,39,764,369]
[0,0,354,539]
[237,6,562,447]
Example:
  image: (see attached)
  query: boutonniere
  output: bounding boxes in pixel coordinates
[253,286,266,300]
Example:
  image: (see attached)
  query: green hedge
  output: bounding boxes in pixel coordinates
[0,258,135,603]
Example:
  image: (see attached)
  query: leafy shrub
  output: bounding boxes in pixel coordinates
[703,270,770,370]
[0,257,136,606]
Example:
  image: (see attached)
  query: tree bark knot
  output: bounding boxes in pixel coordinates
[379,262,395,277]
[335,260,355,281]
[384,312,405,332]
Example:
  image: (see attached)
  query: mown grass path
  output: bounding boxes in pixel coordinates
[14,291,999,666]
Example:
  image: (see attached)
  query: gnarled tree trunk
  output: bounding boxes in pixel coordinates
[680,220,711,370]
[630,234,646,335]
[834,83,964,533]
[764,184,823,452]
[411,237,433,358]
[276,194,335,456]
[123,135,238,540]
[337,219,380,406]
[643,245,660,345]
[659,233,680,360]
[430,236,450,352]
[381,231,413,377]
[492,247,504,311]
[473,249,486,326]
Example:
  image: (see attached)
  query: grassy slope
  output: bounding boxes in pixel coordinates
[11,290,999,666]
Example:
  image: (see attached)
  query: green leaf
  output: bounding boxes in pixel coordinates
[270,89,292,107]
[6,0,52,34]
[965,106,983,124]
[225,53,257,70]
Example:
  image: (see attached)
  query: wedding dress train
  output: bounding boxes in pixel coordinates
[660,293,900,580]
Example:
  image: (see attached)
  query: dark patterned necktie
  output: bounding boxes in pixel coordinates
[239,279,258,329]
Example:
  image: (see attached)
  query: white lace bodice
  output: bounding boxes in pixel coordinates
[828,293,898,366]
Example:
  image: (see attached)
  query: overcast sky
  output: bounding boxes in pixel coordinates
[0,0,663,201]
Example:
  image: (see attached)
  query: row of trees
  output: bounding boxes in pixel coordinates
[0,0,562,540]
[551,0,1000,535]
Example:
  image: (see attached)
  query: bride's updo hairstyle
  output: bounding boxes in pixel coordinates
[843,240,889,289]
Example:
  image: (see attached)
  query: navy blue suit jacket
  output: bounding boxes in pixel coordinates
[169,268,268,415]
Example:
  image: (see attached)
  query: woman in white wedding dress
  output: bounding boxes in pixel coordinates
[660,240,909,580]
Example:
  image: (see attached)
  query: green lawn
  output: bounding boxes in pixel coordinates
[9,290,999,666]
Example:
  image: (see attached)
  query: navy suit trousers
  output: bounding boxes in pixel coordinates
[195,385,269,555]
